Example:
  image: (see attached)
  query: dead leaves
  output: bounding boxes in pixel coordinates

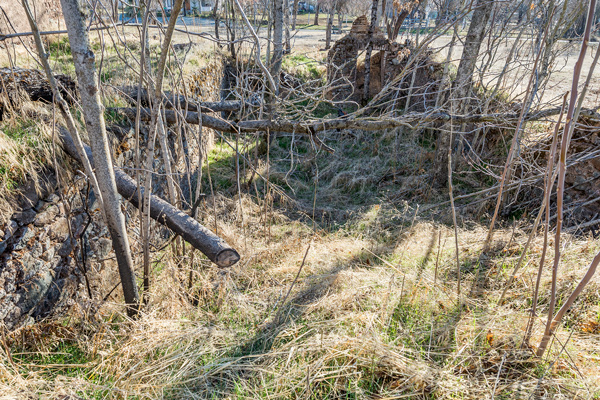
[486,330,494,346]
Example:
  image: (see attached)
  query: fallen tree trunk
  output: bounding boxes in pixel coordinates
[109,107,335,152]
[118,86,245,113]
[57,126,240,268]
[109,106,600,135]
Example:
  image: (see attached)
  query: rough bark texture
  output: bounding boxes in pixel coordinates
[390,9,410,40]
[363,0,379,102]
[284,0,291,53]
[111,106,600,135]
[213,0,220,42]
[325,7,334,50]
[433,0,494,188]
[60,0,139,312]
[58,127,241,268]
[291,0,300,30]
[271,0,284,93]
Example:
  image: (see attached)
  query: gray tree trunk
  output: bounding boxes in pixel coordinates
[432,0,494,188]
[314,3,320,25]
[213,0,220,42]
[113,0,118,21]
[57,127,241,268]
[292,0,300,30]
[325,7,333,49]
[363,0,379,102]
[284,0,291,53]
[272,0,284,93]
[60,0,140,314]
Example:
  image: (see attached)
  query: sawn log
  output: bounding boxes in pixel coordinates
[57,126,240,268]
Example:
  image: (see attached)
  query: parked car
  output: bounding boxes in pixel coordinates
[297,2,314,13]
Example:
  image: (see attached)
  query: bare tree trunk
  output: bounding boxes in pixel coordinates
[113,0,119,21]
[363,0,379,102]
[284,0,291,53]
[272,0,284,93]
[140,0,185,301]
[233,0,277,93]
[537,0,599,357]
[57,127,241,268]
[292,0,300,30]
[432,0,494,188]
[484,12,552,249]
[388,0,419,41]
[20,0,103,217]
[325,6,333,49]
[213,0,220,43]
[227,0,237,59]
[522,93,567,346]
[267,6,272,66]
[59,0,139,314]
[314,2,320,25]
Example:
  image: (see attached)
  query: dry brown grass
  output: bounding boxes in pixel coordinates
[1,193,599,398]
[0,25,598,400]
[0,100,69,223]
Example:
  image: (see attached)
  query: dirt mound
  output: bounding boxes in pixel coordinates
[510,119,600,234]
[560,120,600,232]
[0,180,114,331]
[326,18,440,109]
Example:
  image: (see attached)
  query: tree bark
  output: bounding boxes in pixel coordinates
[111,106,600,135]
[59,0,139,314]
[390,9,410,41]
[314,2,320,25]
[284,0,291,53]
[141,0,185,301]
[57,127,241,268]
[113,0,118,21]
[272,0,284,93]
[213,0,220,43]
[292,0,300,29]
[233,0,277,93]
[363,0,379,102]
[20,0,105,224]
[537,0,599,358]
[432,0,494,188]
[325,6,334,49]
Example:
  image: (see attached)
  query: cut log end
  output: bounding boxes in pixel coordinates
[215,249,241,268]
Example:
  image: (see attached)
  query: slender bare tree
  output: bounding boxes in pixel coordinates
[432,0,495,188]
[292,0,300,29]
[272,0,284,92]
[60,0,140,314]
[363,0,379,102]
